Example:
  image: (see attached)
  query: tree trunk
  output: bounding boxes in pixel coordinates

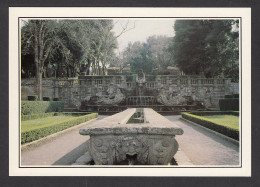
[35,65,43,100]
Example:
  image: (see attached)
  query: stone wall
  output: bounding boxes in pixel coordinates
[21,75,239,109]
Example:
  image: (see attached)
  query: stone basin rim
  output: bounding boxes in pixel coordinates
[79,127,184,136]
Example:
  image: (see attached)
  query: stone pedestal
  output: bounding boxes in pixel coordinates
[79,108,183,165]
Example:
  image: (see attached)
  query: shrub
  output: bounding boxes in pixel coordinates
[189,111,239,116]
[43,97,50,101]
[224,95,233,99]
[233,94,239,98]
[21,101,64,115]
[21,112,61,121]
[182,112,239,140]
[28,95,38,101]
[21,113,98,144]
[219,99,239,111]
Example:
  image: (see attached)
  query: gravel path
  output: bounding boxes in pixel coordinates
[21,115,239,166]
[165,115,239,166]
[21,115,107,166]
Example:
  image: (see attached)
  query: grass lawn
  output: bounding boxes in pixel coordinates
[21,115,78,132]
[201,115,239,130]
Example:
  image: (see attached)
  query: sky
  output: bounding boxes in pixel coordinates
[112,19,176,54]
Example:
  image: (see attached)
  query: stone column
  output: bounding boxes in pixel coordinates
[187,76,191,87]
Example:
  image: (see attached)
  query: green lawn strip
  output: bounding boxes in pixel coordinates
[21,112,57,121]
[202,115,239,130]
[21,113,98,144]
[21,112,91,121]
[21,116,78,132]
[182,112,239,140]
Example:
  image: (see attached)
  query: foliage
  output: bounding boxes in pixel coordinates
[21,112,57,121]
[182,112,239,140]
[27,95,38,101]
[169,20,239,82]
[219,98,239,111]
[189,111,239,116]
[43,97,50,101]
[122,35,174,74]
[21,101,64,115]
[202,115,239,130]
[21,113,98,144]
[59,20,119,75]
[21,20,64,99]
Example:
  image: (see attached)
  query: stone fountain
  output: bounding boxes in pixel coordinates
[75,108,184,165]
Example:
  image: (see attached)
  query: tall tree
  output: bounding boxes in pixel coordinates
[122,35,173,74]
[61,19,133,75]
[169,19,239,81]
[21,20,62,100]
[147,35,174,71]
[122,41,155,73]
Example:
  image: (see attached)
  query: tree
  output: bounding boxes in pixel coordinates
[61,19,134,75]
[169,20,239,81]
[21,20,62,100]
[122,35,174,74]
[122,41,155,73]
[146,35,174,71]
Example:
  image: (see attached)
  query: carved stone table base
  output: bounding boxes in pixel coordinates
[79,108,183,165]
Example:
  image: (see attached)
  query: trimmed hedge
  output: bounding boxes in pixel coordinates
[224,95,234,99]
[182,112,239,140]
[219,98,239,111]
[21,101,64,115]
[21,112,92,121]
[189,111,239,116]
[28,95,38,101]
[43,97,50,101]
[21,113,98,144]
[21,112,58,121]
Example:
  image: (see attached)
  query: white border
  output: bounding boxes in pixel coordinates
[9,7,251,176]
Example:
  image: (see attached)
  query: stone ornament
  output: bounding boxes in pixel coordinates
[79,108,184,165]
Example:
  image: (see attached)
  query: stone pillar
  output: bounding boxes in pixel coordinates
[187,77,191,87]
[155,75,161,88]
[91,77,95,86]
[121,75,127,88]
[177,78,180,87]
[112,76,116,84]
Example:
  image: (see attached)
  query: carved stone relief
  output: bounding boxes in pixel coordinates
[88,134,178,165]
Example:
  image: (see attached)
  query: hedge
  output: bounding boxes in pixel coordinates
[43,97,50,101]
[21,113,98,144]
[224,95,234,99]
[21,112,58,121]
[21,101,64,115]
[219,98,239,111]
[182,112,239,140]
[188,111,239,116]
[28,95,38,101]
[21,112,91,121]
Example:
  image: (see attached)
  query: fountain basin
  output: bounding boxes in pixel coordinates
[79,108,184,165]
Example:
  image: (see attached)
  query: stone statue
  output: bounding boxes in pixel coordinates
[157,88,187,105]
[97,88,125,105]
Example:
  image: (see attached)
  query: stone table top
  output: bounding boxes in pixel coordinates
[80,108,184,136]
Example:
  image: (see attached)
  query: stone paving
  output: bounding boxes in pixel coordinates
[166,115,239,165]
[21,115,239,166]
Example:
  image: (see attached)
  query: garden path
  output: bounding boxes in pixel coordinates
[21,115,239,166]
[21,115,107,166]
[166,115,239,165]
